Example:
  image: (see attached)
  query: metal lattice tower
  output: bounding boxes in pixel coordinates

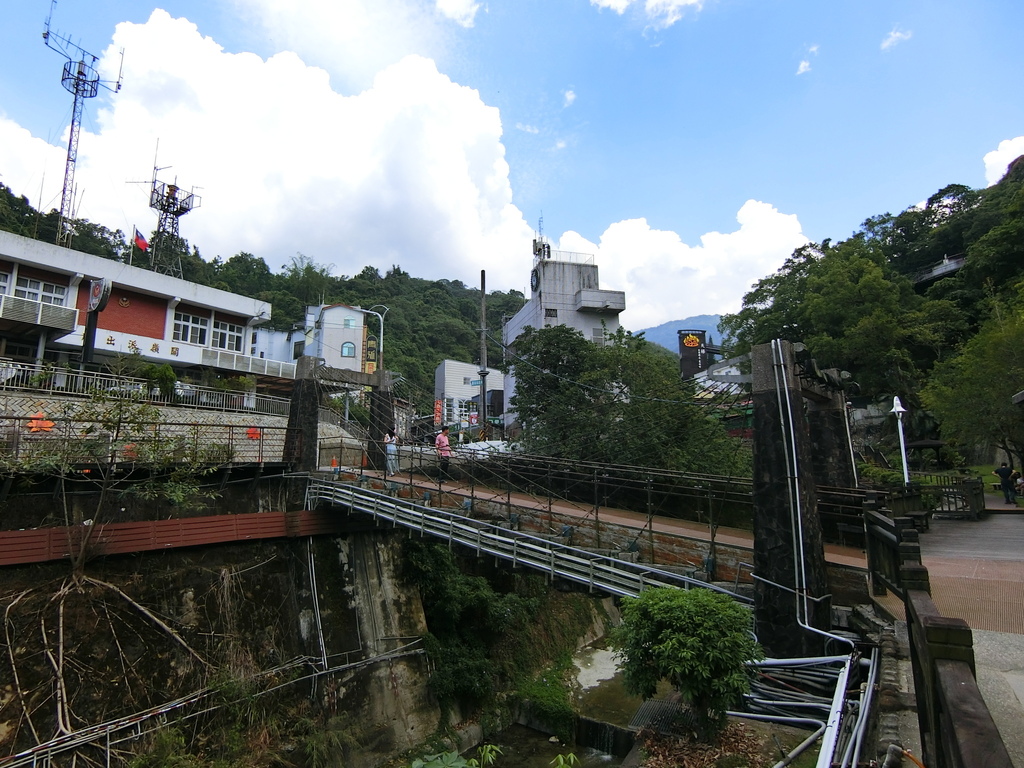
[148,176,200,279]
[43,2,122,248]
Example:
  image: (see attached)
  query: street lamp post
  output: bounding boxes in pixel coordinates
[363,304,389,382]
[890,396,910,487]
[355,305,389,473]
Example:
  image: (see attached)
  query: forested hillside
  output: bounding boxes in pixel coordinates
[0,183,526,409]
[720,155,1024,463]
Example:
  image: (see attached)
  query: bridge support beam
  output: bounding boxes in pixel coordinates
[750,340,830,657]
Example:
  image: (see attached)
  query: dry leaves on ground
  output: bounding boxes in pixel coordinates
[638,723,774,768]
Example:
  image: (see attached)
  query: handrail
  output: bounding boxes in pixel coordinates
[306,479,751,603]
[0,359,290,417]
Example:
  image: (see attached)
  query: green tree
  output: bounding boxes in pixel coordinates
[722,236,968,398]
[610,588,761,743]
[922,298,1024,466]
[214,251,274,298]
[509,325,749,473]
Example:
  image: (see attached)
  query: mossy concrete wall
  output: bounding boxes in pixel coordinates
[0,527,439,767]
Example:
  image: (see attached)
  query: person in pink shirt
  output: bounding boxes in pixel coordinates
[435,426,452,475]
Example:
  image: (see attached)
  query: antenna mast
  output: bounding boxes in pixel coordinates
[43,0,123,248]
[148,162,201,279]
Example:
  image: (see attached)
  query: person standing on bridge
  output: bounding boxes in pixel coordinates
[993,462,1016,504]
[435,426,452,477]
[384,428,399,476]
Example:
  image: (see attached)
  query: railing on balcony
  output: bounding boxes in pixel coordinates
[0,361,291,417]
[0,294,78,333]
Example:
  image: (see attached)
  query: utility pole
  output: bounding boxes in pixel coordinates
[478,270,488,439]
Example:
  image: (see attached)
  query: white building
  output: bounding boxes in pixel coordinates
[251,303,379,374]
[501,240,626,428]
[0,229,292,386]
[434,359,504,428]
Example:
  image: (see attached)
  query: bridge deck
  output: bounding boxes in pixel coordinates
[350,469,868,570]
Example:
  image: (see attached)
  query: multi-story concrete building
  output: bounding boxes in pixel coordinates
[433,359,504,429]
[501,239,626,428]
[0,229,293,387]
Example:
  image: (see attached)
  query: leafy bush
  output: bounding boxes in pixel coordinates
[610,588,761,743]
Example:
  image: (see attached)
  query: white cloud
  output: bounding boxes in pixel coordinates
[435,0,481,28]
[983,136,1024,185]
[556,200,808,329]
[590,0,632,13]
[644,0,703,28]
[515,122,540,134]
[563,90,576,107]
[881,26,912,50]
[554,139,567,150]
[798,43,818,73]
[0,10,533,290]
[589,0,701,28]
[227,0,450,93]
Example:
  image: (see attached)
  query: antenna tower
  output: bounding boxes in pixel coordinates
[148,165,201,279]
[43,0,123,248]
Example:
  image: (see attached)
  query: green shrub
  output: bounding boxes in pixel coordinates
[516,654,577,743]
[610,588,761,743]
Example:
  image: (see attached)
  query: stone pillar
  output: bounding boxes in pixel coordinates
[806,378,857,488]
[286,356,321,472]
[751,340,830,657]
[367,386,393,473]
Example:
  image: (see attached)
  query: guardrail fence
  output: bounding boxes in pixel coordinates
[0,360,290,416]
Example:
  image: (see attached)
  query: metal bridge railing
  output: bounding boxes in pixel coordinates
[306,479,750,603]
[0,360,290,416]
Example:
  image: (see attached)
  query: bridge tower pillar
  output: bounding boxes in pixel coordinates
[807,375,857,488]
[287,356,321,472]
[750,340,830,657]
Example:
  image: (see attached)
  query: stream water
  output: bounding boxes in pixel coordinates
[486,643,655,767]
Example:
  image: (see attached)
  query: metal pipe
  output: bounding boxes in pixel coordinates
[726,712,826,768]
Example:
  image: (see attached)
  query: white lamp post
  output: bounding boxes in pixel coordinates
[357,305,388,384]
[890,396,910,487]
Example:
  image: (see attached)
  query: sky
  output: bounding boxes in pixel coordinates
[1,0,1023,332]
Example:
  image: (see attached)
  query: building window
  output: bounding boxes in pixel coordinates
[293,341,305,359]
[15,277,66,305]
[592,328,606,346]
[173,311,209,345]
[545,308,558,319]
[3,342,34,359]
[341,342,356,358]
[343,316,355,329]
[463,377,472,385]
[0,273,9,294]
[212,320,244,352]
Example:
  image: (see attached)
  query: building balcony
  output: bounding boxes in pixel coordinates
[201,348,296,379]
[0,295,78,337]
[575,289,626,314]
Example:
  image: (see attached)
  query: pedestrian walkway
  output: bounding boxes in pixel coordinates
[918,495,1024,767]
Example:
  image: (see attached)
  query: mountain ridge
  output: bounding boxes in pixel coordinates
[634,314,722,353]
